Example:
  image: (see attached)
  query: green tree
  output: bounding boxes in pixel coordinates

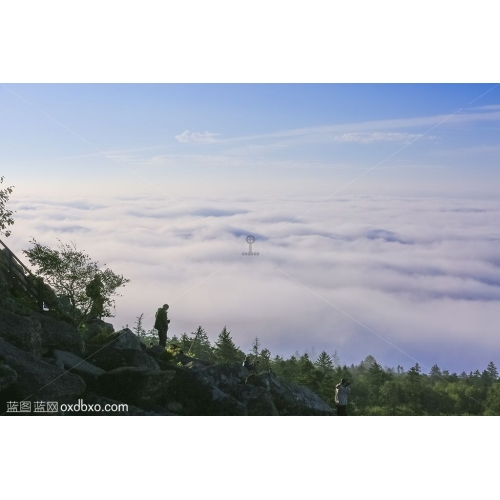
[361,355,377,370]
[214,326,243,363]
[429,364,442,382]
[315,351,334,372]
[23,238,129,326]
[486,361,498,381]
[179,332,191,352]
[259,348,272,372]
[484,383,500,415]
[189,326,214,362]
[331,350,340,367]
[133,313,159,346]
[406,363,423,414]
[0,176,15,238]
[251,336,261,357]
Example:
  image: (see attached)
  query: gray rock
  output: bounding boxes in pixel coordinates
[255,373,333,415]
[52,349,105,383]
[165,401,183,414]
[43,357,65,370]
[0,310,43,356]
[94,367,176,410]
[166,367,247,416]
[35,313,84,356]
[88,347,161,372]
[0,364,18,392]
[0,337,86,402]
[231,384,279,416]
[109,328,141,350]
[189,362,248,392]
[80,320,114,343]
[145,345,166,359]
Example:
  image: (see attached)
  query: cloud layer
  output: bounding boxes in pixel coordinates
[7,193,500,373]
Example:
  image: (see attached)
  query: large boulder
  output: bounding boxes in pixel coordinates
[34,313,84,356]
[80,319,115,343]
[231,384,279,416]
[188,362,248,392]
[0,309,43,356]
[107,328,142,350]
[52,349,105,384]
[94,367,176,410]
[165,367,247,416]
[253,373,333,415]
[0,337,86,403]
[0,364,18,392]
[87,347,161,372]
[145,345,166,359]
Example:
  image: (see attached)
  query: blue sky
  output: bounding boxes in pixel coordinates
[1,83,500,374]
[2,83,500,196]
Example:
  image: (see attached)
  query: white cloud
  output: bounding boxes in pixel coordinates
[175,130,220,143]
[8,194,500,373]
[216,107,500,145]
[332,132,431,144]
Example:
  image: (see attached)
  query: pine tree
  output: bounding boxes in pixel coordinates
[260,348,271,371]
[487,361,498,380]
[362,355,377,370]
[180,332,192,352]
[331,350,340,367]
[252,337,261,358]
[250,336,261,367]
[297,353,317,387]
[315,351,334,372]
[214,326,242,363]
[189,326,214,362]
[429,364,442,381]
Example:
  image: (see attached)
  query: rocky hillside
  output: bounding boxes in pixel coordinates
[0,299,333,416]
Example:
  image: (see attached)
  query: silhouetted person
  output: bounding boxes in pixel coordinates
[154,304,170,348]
[268,366,276,377]
[335,378,351,416]
[86,274,105,320]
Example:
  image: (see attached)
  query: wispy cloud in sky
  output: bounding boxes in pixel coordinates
[175,130,220,143]
[332,132,432,144]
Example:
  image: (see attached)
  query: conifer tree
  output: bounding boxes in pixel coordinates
[189,326,214,362]
[331,350,340,367]
[251,336,261,366]
[259,348,272,371]
[429,364,442,381]
[180,332,192,352]
[486,361,498,380]
[315,351,334,372]
[214,326,242,363]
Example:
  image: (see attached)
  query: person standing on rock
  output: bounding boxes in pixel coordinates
[335,378,351,416]
[86,274,105,320]
[154,304,170,348]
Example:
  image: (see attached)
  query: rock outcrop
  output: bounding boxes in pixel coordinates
[0,337,86,404]
[0,299,333,416]
[0,309,43,356]
[35,313,85,356]
[94,367,176,410]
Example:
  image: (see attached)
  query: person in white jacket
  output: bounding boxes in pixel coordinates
[335,379,350,416]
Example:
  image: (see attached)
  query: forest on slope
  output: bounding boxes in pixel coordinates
[134,319,500,416]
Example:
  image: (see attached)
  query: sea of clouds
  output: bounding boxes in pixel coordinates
[5,192,500,374]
